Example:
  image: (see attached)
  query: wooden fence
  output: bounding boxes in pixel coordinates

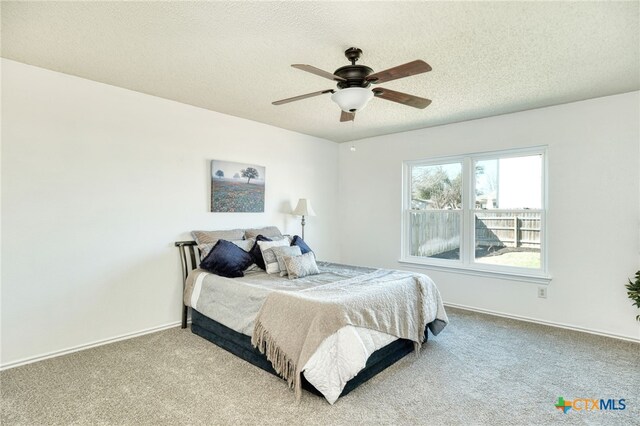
[409,211,461,257]
[409,210,541,257]
[475,211,541,249]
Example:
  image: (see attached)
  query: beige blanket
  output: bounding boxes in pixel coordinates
[251,268,444,400]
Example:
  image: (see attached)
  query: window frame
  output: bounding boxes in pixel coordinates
[400,146,550,284]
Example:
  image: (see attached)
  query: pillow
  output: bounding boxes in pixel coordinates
[199,239,254,278]
[192,229,245,257]
[257,239,290,274]
[231,238,255,252]
[284,252,320,279]
[272,245,302,277]
[198,243,215,259]
[233,239,258,271]
[249,235,271,270]
[290,235,313,254]
[199,238,255,260]
[244,226,283,240]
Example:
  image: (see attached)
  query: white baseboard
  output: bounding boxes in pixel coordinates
[0,320,187,371]
[444,302,640,343]
[2,306,636,371]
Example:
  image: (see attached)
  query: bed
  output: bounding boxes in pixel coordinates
[176,234,447,404]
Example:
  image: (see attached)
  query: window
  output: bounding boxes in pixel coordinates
[402,147,548,281]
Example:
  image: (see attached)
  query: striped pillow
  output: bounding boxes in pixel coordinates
[257,239,290,274]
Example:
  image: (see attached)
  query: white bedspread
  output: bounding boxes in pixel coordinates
[184,262,446,404]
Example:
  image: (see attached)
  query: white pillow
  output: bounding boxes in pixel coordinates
[257,239,290,274]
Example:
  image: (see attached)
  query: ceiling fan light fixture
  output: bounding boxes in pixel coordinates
[331,87,374,112]
[272,48,433,122]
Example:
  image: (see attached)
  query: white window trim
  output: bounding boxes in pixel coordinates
[400,146,551,284]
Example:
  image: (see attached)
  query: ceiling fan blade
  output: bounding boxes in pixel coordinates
[340,111,356,122]
[292,64,346,82]
[272,89,334,105]
[366,60,432,84]
[372,88,432,109]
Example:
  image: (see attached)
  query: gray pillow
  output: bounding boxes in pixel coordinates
[231,238,255,252]
[257,239,290,274]
[284,252,319,279]
[272,245,302,277]
[192,229,245,257]
[244,226,283,240]
[198,243,215,259]
[232,239,258,271]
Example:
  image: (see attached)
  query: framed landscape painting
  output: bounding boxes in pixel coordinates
[210,160,265,212]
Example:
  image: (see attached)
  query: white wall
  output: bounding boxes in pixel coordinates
[339,92,640,341]
[1,59,339,366]
[2,59,638,369]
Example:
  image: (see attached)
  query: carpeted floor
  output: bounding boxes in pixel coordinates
[1,308,638,425]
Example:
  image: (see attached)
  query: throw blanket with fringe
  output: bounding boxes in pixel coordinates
[251,269,447,400]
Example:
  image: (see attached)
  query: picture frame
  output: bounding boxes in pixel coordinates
[210,160,265,212]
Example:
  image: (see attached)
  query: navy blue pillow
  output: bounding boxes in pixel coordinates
[200,239,254,278]
[249,235,272,270]
[291,235,312,254]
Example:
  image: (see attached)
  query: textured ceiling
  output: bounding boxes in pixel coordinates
[2,1,639,143]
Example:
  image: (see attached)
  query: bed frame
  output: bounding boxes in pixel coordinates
[175,240,427,399]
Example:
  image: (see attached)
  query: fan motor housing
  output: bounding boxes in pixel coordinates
[334,65,374,89]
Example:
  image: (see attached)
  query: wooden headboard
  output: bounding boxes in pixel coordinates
[175,240,199,328]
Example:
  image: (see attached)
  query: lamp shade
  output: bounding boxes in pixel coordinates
[331,87,374,112]
[292,198,316,217]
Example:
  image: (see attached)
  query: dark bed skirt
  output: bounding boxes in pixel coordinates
[190,309,428,399]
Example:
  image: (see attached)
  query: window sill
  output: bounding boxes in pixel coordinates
[397,259,552,285]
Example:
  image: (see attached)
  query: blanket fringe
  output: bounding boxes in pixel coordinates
[252,320,302,401]
[413,340,422,357]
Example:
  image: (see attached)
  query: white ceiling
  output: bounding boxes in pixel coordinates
[2,1,639,143]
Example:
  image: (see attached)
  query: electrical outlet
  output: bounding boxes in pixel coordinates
[538,286,547,299]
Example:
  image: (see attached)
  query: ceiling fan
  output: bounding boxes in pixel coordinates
[272,47,432,122]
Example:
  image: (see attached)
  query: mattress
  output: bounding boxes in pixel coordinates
[184,262,448,403]
[189,309,418,399]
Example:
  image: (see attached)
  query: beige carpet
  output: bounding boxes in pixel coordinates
[1,308,638,425]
